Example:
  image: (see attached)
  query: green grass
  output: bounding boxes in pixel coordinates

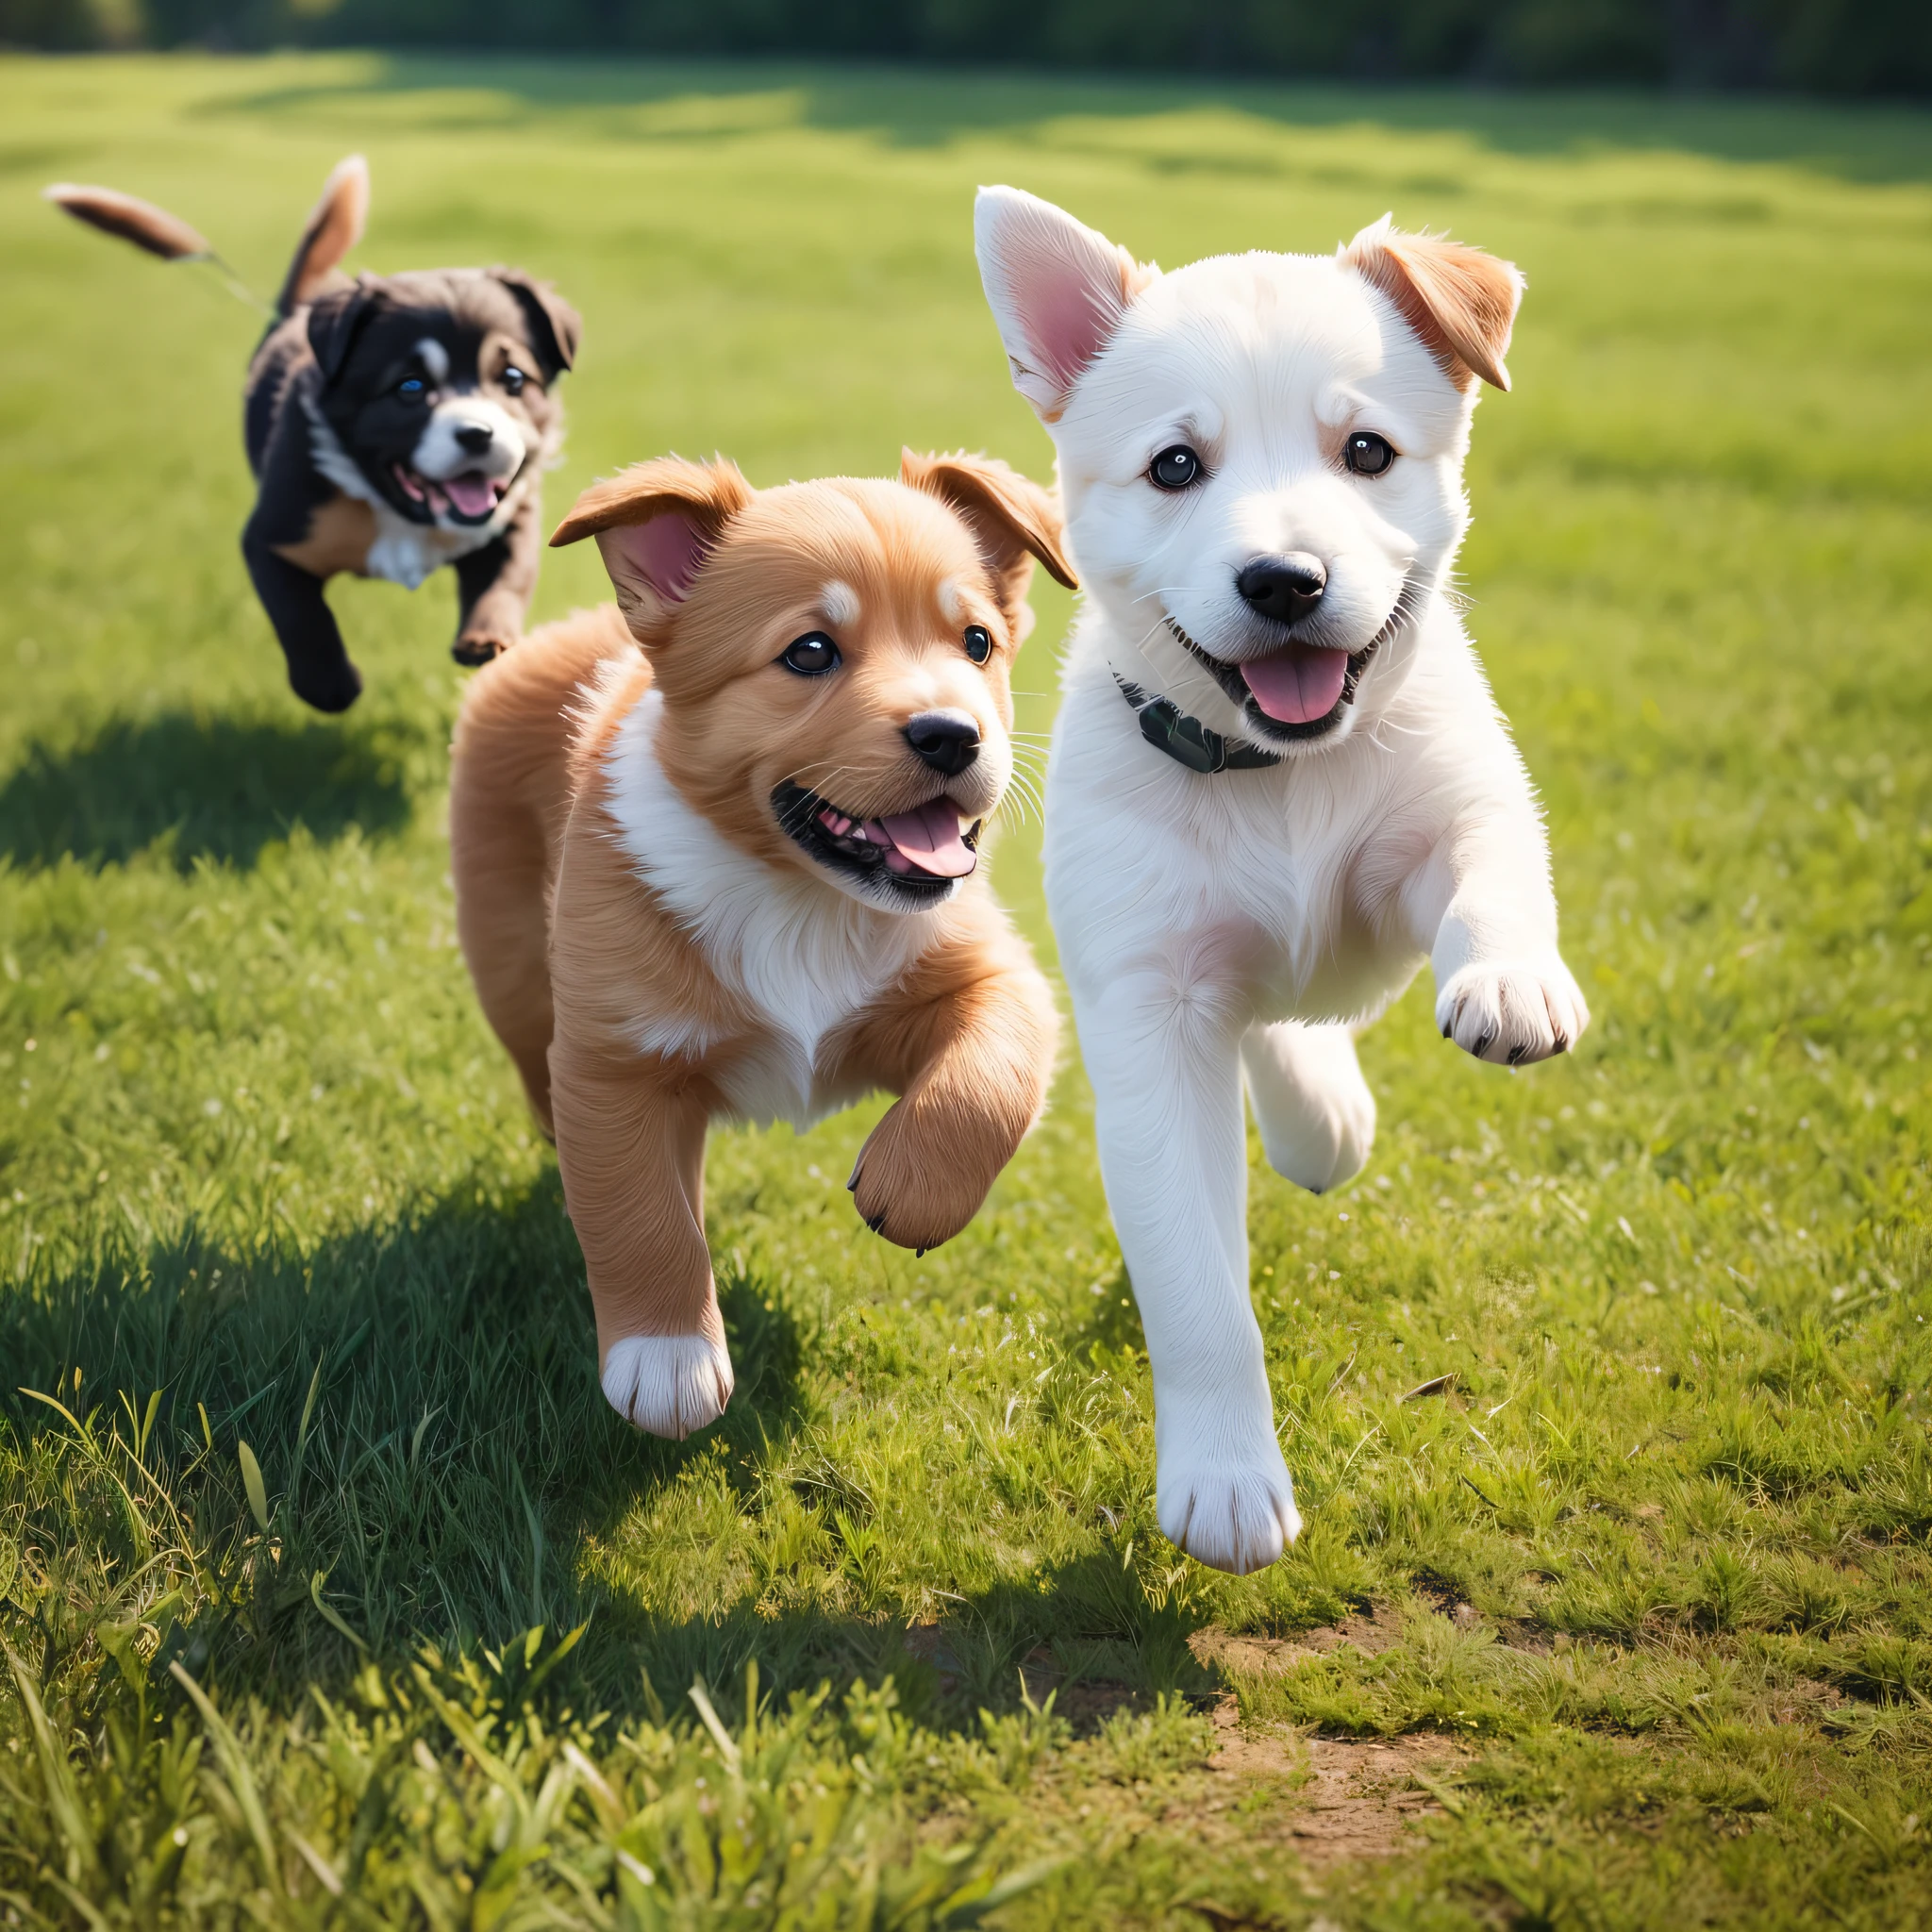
[3,50,1931,1929]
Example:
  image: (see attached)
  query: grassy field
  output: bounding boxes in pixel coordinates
[2,51,1930,1929]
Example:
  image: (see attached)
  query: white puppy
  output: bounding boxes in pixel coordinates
[974,188,1590,1575]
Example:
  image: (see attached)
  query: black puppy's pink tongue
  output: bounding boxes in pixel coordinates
[876,801,976,878]
[1241,643,1350,724]
[442,474,498,518]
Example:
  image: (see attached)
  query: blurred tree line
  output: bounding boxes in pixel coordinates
[4,0,1928,96]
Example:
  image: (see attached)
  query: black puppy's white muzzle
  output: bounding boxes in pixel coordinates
[396,401,527,526]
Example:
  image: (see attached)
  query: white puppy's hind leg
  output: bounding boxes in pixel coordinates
[1242,1021,1375,1195]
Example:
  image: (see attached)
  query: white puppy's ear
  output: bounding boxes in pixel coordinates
[974,186,1158,421]
[1342,216,1524,392]
[550,455,755,640]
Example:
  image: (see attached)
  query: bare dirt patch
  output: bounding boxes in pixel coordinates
[901,1608,1474,1864]
[1190,1603,1402,1677]
[1193,1594,1555,1676]
[1183,1612,1478,1863]
[1201,1696,1467,1863]
[1773,1679,1846,1726]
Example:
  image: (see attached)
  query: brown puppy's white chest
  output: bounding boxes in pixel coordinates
[579,676,947,1127]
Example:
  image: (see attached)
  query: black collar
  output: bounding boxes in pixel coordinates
[1114,674,1282,774]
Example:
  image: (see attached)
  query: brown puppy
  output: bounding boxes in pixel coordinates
[451,450,1071,1437]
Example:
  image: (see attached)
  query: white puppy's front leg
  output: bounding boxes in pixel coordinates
[1406,815,1589,1068]
[1075,966,1300,1574]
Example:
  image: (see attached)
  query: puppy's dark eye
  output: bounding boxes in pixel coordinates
[1149,444,1204,491]
[1344,431,1395,477]
[502,365,526,396]
[779,632,841,677]
[397,376,426,400]
[962,625,992,664]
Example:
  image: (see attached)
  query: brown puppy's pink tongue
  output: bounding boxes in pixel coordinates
[442,474,498,518]
[876,801,976,878]
[1241,644,1350,724]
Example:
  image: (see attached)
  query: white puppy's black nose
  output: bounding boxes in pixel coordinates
[1237,553,1327,625]
[454,423,494,454]
[905,709,981,776]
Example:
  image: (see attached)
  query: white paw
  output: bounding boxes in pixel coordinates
[1436,957,1589,1067]
[1157,1444,1303,1575]
[601,1334,735,1440]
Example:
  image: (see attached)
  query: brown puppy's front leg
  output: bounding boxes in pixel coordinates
[844,960,1057,1254]
[547,1040,733,1438]
[453,492,543,666]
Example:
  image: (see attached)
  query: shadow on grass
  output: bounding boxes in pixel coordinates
[1,1170,1224,1736]
[1,1174,840,1715]
[207,55,1932,182]
[0,712,416,872]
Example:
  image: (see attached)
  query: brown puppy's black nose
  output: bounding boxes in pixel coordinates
[1237,553,1327,625]
[905,709,980,777]
[454,423,494,454]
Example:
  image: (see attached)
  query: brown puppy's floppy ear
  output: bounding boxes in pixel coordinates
[550,456,754,641]
[902,449,1076,641]
[307,273,384,388]
[491,267,581,378]
[1341,216,1524,393]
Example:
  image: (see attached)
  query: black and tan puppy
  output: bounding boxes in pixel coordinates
[47,158,580,711]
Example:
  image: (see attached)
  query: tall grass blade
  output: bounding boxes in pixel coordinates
[5,1642,99,1884]
[238,1439,270,1531]
[290,1354,324,1499]
[944,1855,1070,1923]
[687,1678,741,1772]
[522,1618,590,1700]
[309,1570,369,1653]
[18,1386,87,1436]
[169,1661,282,1891]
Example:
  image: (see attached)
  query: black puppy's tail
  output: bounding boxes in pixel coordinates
[44,156,368,321]
[274,155,369,318]
[43,182,215,262]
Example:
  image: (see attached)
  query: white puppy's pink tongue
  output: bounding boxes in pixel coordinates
[1241,644,1349,724]
[442,474,498,518]
[875,801,976,878]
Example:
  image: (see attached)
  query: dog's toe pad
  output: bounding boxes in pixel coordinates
[601,1334,735,1440]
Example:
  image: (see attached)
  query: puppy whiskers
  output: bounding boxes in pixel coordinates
[786,761,872,812]
[1000,775,1045,829]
